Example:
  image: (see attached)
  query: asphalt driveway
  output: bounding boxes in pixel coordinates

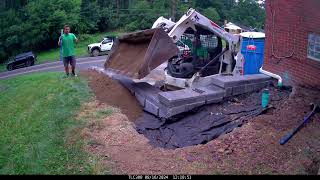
[0,56,107,80]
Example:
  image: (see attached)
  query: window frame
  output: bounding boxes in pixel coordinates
[307,33,320,62]
[102,38,112,44]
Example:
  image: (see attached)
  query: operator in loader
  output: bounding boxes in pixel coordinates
[58,25,79,77]
[192,32,201,61]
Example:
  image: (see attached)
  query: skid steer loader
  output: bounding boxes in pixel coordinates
[106,9,240,83]
[98,8,271,119]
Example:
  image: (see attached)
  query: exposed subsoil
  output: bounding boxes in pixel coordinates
[80,70,143,120]
[80,70,320,174]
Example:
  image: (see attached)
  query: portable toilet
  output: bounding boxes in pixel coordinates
[240,32,265,75]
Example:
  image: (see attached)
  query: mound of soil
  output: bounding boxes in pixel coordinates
[80,70,143,121]
[105,29,178,79]
[105,41,149,78]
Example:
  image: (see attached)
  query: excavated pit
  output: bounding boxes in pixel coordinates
[135,86,292,149]
[81,70,292,149]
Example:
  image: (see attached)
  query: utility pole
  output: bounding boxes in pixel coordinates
[171,0,177,21]
[116,0,120,18]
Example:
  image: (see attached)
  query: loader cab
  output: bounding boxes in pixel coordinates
[167,26,226,79]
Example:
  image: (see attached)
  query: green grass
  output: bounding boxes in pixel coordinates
[0,72,109,174]
[36,31,120,64]
[0,64,5,72]
[95,108,113,119]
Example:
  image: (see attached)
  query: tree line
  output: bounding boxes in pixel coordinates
[0,0,265,63]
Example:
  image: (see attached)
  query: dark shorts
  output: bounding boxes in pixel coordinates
[63,56,76,67]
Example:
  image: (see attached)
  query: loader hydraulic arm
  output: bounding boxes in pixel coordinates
[168,8,239,51]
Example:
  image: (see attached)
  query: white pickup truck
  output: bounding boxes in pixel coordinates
[88,36,115,57]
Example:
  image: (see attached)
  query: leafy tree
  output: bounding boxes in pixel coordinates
[194,0,229,21]
[0,0,81,63]
[22,0,80,49]
[228,0,265,29]
[79,0,100,33]
[125,0,154,31]
[122,0,169,31]
[202,7,220,22]
[0,0,266,64]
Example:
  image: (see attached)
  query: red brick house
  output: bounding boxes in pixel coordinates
[264,0,320,88]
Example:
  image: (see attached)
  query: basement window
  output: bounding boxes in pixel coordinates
[308,33,320,62]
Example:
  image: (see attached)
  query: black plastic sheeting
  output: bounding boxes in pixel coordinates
[135,87,291,149]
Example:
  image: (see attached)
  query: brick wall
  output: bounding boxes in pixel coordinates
[264,0,320,88]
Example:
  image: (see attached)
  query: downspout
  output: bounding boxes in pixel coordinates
[259,67,283,87]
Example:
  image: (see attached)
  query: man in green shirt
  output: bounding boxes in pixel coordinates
[58,25,78,77]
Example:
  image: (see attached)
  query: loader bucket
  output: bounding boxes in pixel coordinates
[105,28,179,79]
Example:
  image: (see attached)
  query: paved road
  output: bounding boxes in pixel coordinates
[0,56,107,80]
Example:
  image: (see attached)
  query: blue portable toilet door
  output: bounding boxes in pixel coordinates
[244,38,262,74]
[240,32,265,75]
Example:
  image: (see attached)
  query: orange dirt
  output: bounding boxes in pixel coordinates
[104,29,179,79]
[105,41,149,77]
[80,71,320,175]
[80,70,143,121]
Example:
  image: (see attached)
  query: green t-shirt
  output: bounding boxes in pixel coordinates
[61,33,77,57]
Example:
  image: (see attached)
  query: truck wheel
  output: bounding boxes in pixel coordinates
[7,65,13,71]
[92,49,100,57]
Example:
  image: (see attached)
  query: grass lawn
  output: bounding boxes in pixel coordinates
[0,64,5,72]
[37,31,120,64]
[0,73,110,174]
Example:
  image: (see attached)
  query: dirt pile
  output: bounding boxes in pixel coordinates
[80,70,143,121]
[104,29,179,79]
[266,86,320,130]
[105,41,149,78]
